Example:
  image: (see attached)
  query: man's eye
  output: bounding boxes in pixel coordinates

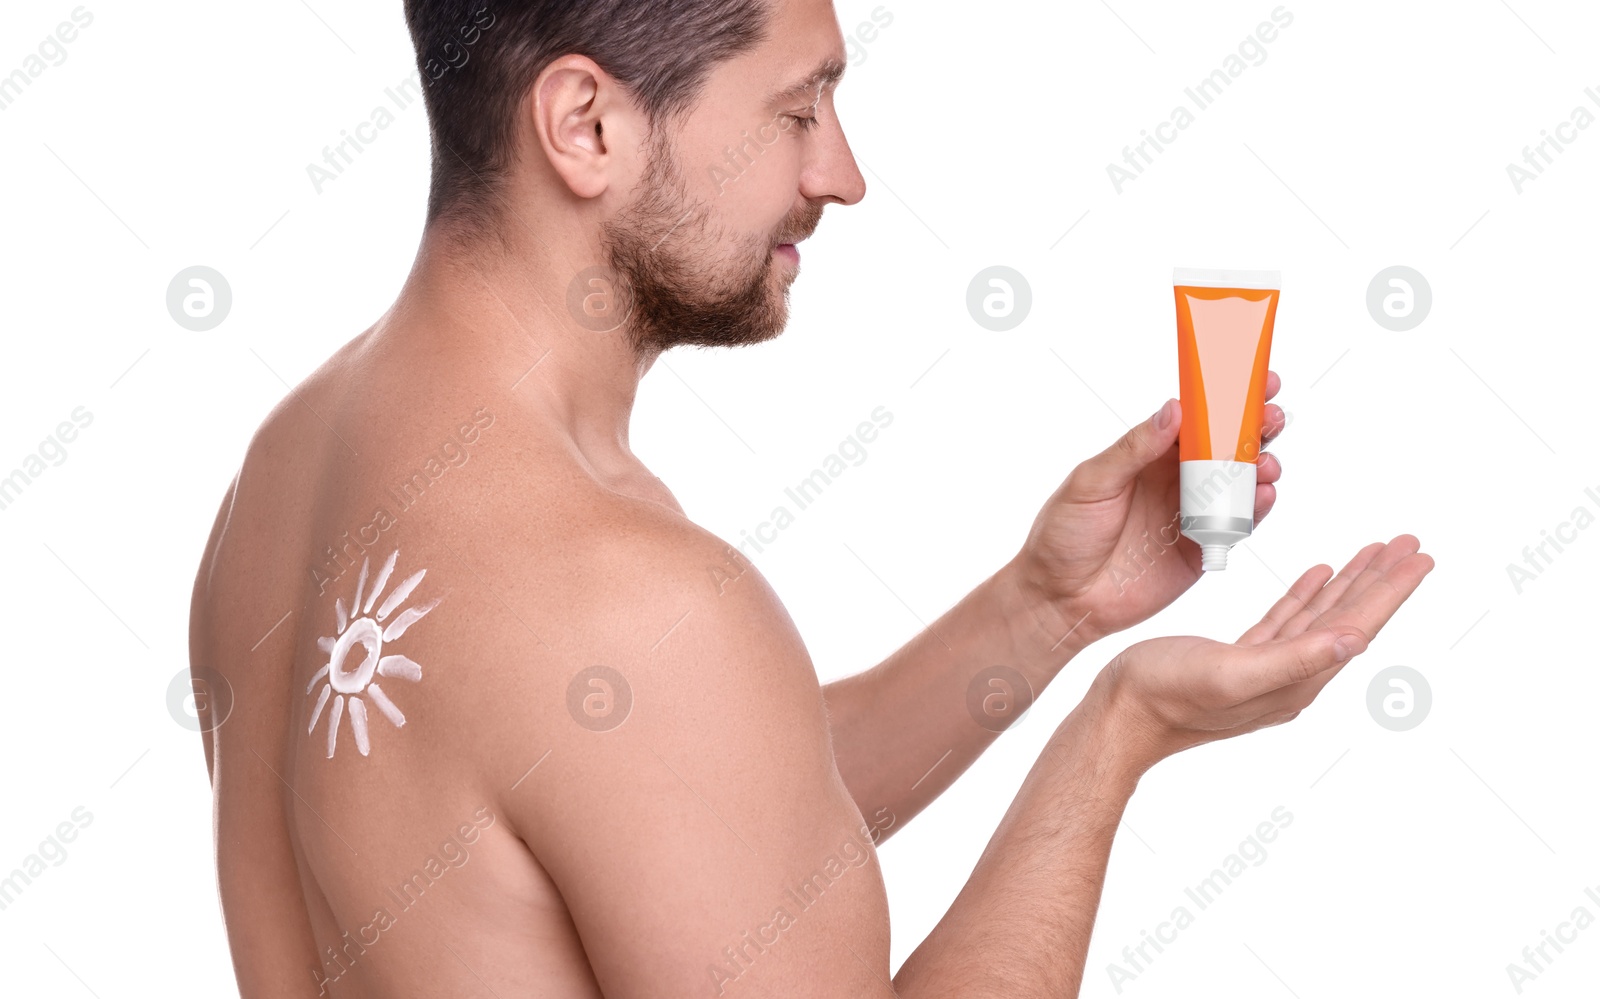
[787,114,820,132]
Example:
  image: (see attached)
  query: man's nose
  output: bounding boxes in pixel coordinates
[803,118,867,207]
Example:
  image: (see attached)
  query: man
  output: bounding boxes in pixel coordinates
[187,0,1434,995]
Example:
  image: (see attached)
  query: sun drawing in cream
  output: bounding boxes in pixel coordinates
[306,549,440,758]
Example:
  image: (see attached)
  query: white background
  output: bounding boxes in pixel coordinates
[1,0,1596,995]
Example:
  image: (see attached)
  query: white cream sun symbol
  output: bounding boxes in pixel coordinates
[307,548,441,759]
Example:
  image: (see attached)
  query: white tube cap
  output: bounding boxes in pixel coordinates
[1179,460,1258,571]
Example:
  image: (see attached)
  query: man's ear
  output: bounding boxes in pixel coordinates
[532,54,639,200]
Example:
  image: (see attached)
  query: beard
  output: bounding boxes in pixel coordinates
[598,131,822,358]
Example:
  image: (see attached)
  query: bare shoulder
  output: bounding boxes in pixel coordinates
[421,485,895,996]
[438,482,830,785]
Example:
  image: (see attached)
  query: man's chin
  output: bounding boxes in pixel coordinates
[623,262,795,353]
[631,313,788,355]
[697,316,788,350]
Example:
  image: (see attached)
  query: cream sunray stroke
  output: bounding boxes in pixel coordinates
[307,548,440,758]
[1172,268,1281,571]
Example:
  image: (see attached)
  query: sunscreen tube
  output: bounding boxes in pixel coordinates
[1172,268,1281,571]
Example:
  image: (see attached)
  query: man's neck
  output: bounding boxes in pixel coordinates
[386,225,662,490]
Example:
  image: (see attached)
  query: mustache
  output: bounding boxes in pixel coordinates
[776,204,824,245]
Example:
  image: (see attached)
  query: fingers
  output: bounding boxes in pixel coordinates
[1261,403,1286,444]
[1325,549,1436,641]
[1239,550,1435,715]
[1253,482,1276,527]
[1261,367,1283,443]
[1273,539,1392,639]
[1256,452,1282,484]
[1240,404,1286,464]
[1062,398,1181,502]
[1219,626,1368,701]
[1253,432,1282,526]
[1237,563,1334,646]
[1282,535,1422,638]
[1239,535,1432,648]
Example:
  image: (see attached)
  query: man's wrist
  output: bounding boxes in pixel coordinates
[995,555,1101,672]
[1092,653,1176,785]
[1031,667,1146,807]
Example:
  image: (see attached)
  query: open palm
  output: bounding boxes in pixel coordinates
[1102,535,1436,765]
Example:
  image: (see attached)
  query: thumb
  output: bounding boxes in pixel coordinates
[1065,398,1181,501]
[1227,627,1369,696]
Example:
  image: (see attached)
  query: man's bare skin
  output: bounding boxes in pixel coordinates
[188,1,1436,995]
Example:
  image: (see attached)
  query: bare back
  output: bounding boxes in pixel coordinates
[189,326,892,997]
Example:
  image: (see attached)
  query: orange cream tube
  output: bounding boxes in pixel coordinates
[1173,268,1281,571]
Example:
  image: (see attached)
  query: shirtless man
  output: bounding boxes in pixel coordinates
[187,0,1435,994]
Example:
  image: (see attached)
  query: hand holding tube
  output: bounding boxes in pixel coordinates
[1093,535,1435,776]
[1012,372,1287,648]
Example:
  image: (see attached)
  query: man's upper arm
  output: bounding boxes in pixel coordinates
[494,520,894,998]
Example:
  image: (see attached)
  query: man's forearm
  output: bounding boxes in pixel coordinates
[821,555,1095,837]
[893,672,1138,997]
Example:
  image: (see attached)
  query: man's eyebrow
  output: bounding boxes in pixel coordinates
[763,57,847,107]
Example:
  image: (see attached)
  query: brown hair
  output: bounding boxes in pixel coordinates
[403,0,774,238]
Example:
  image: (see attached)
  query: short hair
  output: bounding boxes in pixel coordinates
[403,0,774,239]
